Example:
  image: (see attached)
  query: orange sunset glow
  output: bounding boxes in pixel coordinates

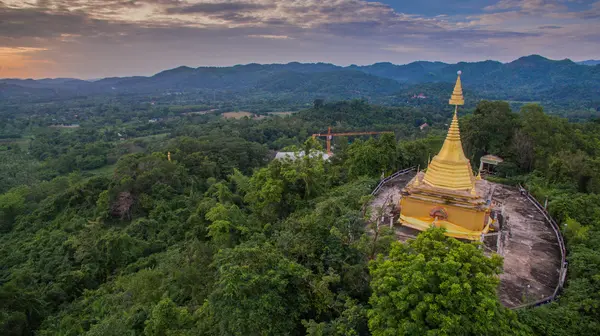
[0,47,53,79]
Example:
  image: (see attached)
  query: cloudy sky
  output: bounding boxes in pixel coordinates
[1,0,599,79]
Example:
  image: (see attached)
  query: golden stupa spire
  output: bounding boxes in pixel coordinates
[449,71,465,106]
[422,71,475,191]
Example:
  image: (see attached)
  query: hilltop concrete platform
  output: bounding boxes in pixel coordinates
[491,184,561,307]
[367,178,561,308]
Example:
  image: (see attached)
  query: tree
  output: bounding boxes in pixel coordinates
[245,138,328,221]
[462,101,517,164]
[205,242,314,335]
[368,228,530,336]
[518,104,573,172]
[144,298,195,336]
[303,298,368,336]
[205,202,248,248]
[0,186,27,232]
[345,134,399,178]
[313,99,325,109]
[511,129,535,172]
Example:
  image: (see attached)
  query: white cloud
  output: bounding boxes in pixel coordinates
[0,47,49,55]
[484,0,567,13]
[248,34,290,39]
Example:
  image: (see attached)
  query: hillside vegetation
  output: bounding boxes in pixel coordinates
[2,56,599,116]
[1,97,600,335]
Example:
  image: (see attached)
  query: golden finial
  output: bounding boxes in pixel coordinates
[449,71,464,106]
[168,151,171,162]
[470,186,477,196]
[476,170,482,180]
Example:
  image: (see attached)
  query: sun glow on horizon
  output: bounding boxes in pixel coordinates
[0,47,53,79]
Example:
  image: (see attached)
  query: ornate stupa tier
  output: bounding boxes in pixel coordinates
[422,110,474,190]
[422,72,474,191]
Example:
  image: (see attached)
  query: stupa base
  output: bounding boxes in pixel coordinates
[399,214,491,241]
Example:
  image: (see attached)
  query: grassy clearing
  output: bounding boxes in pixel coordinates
[268,111,296,116]
[48,124,80,129]
[222,111,254,119]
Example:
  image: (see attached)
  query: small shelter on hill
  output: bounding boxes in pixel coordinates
[479,154,504,175]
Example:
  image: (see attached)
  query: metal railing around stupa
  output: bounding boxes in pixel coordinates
[370,167,416,196]
[362,167,415,216]
[511,185,568,310]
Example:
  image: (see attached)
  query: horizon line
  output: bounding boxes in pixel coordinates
[1,54,596,81]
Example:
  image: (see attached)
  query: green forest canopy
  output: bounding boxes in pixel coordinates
[0,99,600,335]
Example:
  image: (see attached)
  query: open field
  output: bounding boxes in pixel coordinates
[49,124,80,128]
[268,111,297,116]
[182,109,218,116]
[221,111,296,119]
[221,111,254,119]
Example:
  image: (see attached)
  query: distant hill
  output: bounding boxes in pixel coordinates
[577,60,600,66]
[0,83,57,99]
[1,55,599,109]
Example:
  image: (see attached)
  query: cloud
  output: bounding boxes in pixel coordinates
[469,0,600,29]
[0,47,48,55]
[165,1,275,15]
[0,0,599,78]
[382,45,426,53]
[538,25,562,29]
[0,5,120,40]
[578,0,600,19]
[467,11,524,26]
[484,0,567,13]
[248,34,290,39]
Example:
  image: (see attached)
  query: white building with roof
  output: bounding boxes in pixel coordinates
[274,151,331,161]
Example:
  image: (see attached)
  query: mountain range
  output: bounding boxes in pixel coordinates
[1,55,599,108]
[578,60,600,66]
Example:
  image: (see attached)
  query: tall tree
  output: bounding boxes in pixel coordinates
[368,228,530,336]
[462,101,518,164]
[203,242,314,336]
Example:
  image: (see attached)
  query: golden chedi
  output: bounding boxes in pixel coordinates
[398,71,492,240]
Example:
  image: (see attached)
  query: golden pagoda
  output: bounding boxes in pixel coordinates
[398,71,492,240]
